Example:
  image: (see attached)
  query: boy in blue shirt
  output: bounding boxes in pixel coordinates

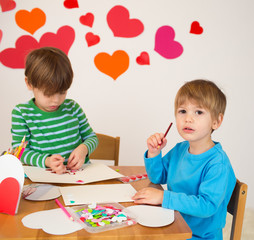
[132,79,236,239]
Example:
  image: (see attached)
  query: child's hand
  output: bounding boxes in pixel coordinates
[132,187,164,205]
[45,154,66,174]
[147,133,167,158]
[67,144,88,170]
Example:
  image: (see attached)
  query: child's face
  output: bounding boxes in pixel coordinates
[32,88,67,112]
[175,100,219,145]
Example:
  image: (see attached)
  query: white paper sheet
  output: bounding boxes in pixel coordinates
[59,184,137,205]
[22,208,82,235]
[23,163,123,184]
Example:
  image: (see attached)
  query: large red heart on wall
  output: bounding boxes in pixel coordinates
[107,5,144,38]
[0,26,75,69]
[0,177,20,215]
[94,50,129,80]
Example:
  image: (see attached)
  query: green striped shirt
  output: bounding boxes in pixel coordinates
[11,98,98,168]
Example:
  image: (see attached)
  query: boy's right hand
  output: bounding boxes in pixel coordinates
[147,133,167,158]
[45,154,66,174]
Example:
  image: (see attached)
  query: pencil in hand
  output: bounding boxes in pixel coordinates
[157,122,173,149]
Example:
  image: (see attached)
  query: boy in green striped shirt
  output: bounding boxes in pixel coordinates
[11,47,98,174]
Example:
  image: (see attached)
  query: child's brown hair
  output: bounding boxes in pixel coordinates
[174,79,226,120]
[25,47,73,96]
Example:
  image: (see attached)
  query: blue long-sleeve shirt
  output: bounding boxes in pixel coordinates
[144,141,236,240]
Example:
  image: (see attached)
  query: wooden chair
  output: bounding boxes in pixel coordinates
[89,133,120,166]
[227,179,248,240]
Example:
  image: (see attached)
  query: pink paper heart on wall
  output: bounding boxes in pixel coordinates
[190,21,203,34]
[0,30,2,44]
[94,50,129,80]
[0,26,75,69]
[63,0,79,9]
[107,5,144,38]
[0,0,16,12]
[0,177,20,215]
[136,52,150,65]
[80,13,94,27]
[85,32,100,47]
[154,25,183,59]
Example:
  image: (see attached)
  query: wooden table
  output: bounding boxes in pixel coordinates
[0,166,192,240]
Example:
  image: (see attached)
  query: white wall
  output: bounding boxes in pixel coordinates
[1,0,253,208]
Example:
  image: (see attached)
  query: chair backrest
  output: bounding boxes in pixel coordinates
[89,133,120,166]
[227,179,248,240]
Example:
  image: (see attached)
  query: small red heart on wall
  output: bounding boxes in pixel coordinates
[63,0,79,9]
[190,21,203,34]
[0,177,20,215]
[136,52,150,65]
[80,13,94,27]
[85,32,100,47]
[0,0,16,12]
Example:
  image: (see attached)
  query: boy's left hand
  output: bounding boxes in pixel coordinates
[132,187,164,205]
[67,144,88,170]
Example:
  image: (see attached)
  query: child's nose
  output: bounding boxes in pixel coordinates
[185,113,193,122]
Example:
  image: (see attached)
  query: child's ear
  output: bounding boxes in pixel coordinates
[25,77,33,90]
[212,113,224,130]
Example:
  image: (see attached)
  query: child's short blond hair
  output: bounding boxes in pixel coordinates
[25,47,73,96]
[174,79,226,120]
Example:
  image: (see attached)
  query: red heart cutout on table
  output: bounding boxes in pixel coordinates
[80,13,94,27]
[15,8,46,35]
[0,177,20,215]
[85,32,100,47]
[94,50,129,80]
[136,51,150,65]
[190,21,203,34]
[107,5,144,38]
[0,0,16,12]
[63,0,79,9]
[0,26,75,69]
[154,25,183,59]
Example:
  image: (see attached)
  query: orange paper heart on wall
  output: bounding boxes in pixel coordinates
[94,50,129,80]
[15,8,46,34]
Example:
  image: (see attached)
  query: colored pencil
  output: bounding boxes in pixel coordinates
[55,199,74,221]
[157,122,173,148]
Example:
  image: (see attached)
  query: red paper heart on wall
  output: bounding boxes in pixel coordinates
[136,52,150,65]
[63,0,79,9]
[0,0,16,12]
[0,177,20,215]
[190,21,203,34]
[107,5,144,38]
[80,13,94,27]
[85,32,100,47]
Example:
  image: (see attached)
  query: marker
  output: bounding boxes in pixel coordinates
[157,122,173,149]
[55,199,74,221]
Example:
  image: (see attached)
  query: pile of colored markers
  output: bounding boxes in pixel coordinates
[4,135,27,160]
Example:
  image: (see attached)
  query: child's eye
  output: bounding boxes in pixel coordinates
[178,109,186,114]
[195,110,203,115]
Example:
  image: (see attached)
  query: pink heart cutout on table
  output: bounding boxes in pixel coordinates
[85,32,100,47]
[0,0,16,12]
[190,21,203,34]
[154,25,183,59]
[107,5,144,38]
[136,52,150,65]
[0,26,75,69]
[0,177,20,215]
[63,0,79,9]
[80,13,94,27]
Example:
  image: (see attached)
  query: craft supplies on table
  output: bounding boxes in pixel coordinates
[119,173,148,183]
[69,202,136,233]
